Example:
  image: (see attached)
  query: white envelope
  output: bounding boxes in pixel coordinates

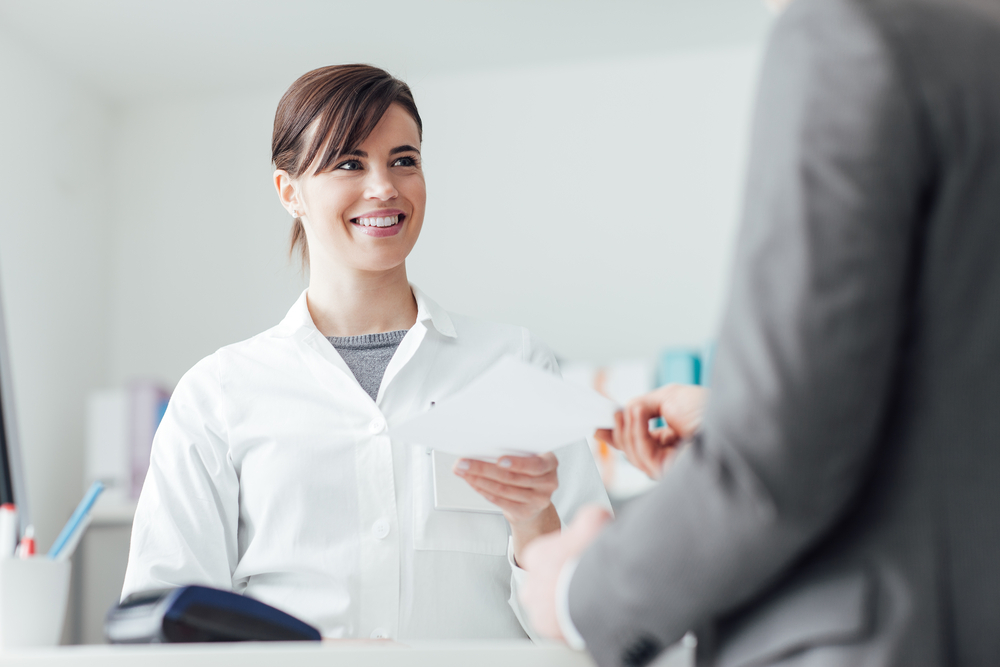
[390,356,618,459]
[431,450,503,514]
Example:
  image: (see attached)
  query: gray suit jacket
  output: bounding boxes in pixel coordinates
[568,0,1000,665]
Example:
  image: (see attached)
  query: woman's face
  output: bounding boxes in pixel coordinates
[290,103,425,275]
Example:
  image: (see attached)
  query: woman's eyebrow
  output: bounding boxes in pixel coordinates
[390,145,420,155]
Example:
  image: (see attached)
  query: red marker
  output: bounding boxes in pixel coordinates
[17,525,35,558]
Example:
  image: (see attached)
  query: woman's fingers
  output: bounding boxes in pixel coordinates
[461,473,555,506]
[628,402,660,477]
[455,454,558,489]
[458,480,531,517]
[455,454,560,523]
[498,452,558,477]
[457,465,553,524]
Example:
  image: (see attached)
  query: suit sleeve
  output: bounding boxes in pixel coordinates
[121,354,240,599]
[568,1,934,665]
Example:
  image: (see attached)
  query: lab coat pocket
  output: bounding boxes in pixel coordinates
[412,447,509,556]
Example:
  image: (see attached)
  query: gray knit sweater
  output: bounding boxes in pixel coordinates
[327,330,408,401]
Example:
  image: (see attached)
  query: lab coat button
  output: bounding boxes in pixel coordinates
[369,418,386,433]
[370,628,390,639]
[372,518,390,539]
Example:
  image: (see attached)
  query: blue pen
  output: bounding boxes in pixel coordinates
[48,481,105,559]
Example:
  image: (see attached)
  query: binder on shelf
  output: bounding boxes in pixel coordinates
[86,381,170,502]
[657,348,702,387]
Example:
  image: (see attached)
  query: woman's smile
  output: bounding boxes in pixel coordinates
[351,207,407,237]
[277,102,426,271]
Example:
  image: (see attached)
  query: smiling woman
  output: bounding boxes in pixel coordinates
[119,64,611,641]
[272,64,425,267]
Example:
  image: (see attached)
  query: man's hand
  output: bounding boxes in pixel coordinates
[595,384,708,479]
[455,453,561,564]
[519,504,613,641]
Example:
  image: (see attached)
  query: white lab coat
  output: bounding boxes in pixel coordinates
[121,286,611,640]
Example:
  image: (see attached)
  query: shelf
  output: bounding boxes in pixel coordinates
[89,496,137,527]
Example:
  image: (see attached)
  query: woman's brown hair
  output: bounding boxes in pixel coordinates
[272,64,423,266]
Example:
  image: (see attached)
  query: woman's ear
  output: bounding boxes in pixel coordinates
[274,169,303,218]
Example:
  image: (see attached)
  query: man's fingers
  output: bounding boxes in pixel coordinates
[656,384,709,439]
[651,445,679,474]
[650,425,680,446]
[623,402,659,478]
[611,410,625,452]
[594,428,614,444]
[615,408,643,469]
[625,390,669,417]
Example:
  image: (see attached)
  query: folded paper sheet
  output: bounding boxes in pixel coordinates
[390,357,619,459]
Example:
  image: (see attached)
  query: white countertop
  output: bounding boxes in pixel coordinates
[0,640,600,667]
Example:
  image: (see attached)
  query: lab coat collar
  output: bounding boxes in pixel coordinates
[271,284,457,339]
[411,284,457,339]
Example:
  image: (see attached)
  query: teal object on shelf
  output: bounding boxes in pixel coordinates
[657,348,702,387]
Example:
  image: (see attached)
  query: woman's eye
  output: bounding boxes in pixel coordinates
[336,159,363,171]
[392,156,418,167]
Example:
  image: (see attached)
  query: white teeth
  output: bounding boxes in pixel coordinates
[357,215,399,227]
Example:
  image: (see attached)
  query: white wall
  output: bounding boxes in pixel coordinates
[108,46,761,388]
[410,48,760,363]
[0,31,115,548]
[106,91,306,386]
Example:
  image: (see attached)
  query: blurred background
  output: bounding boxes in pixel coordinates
[0,0,771,642]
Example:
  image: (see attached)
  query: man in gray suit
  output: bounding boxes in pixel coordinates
[519,0,1000,665]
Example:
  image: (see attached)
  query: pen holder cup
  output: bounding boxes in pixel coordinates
[0,557,71,649]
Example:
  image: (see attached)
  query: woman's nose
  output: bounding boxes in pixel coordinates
[364,167,398,201]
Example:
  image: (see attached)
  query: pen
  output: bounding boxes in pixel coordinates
[53,515,91,562]
[48,481,104,559]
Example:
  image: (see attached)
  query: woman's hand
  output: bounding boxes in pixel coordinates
[595,384,708,480]
[454,453,561,567]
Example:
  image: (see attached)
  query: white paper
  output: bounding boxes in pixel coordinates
[390,357,618,459]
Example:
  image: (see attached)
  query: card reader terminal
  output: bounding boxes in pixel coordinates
[106,585,321,643]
